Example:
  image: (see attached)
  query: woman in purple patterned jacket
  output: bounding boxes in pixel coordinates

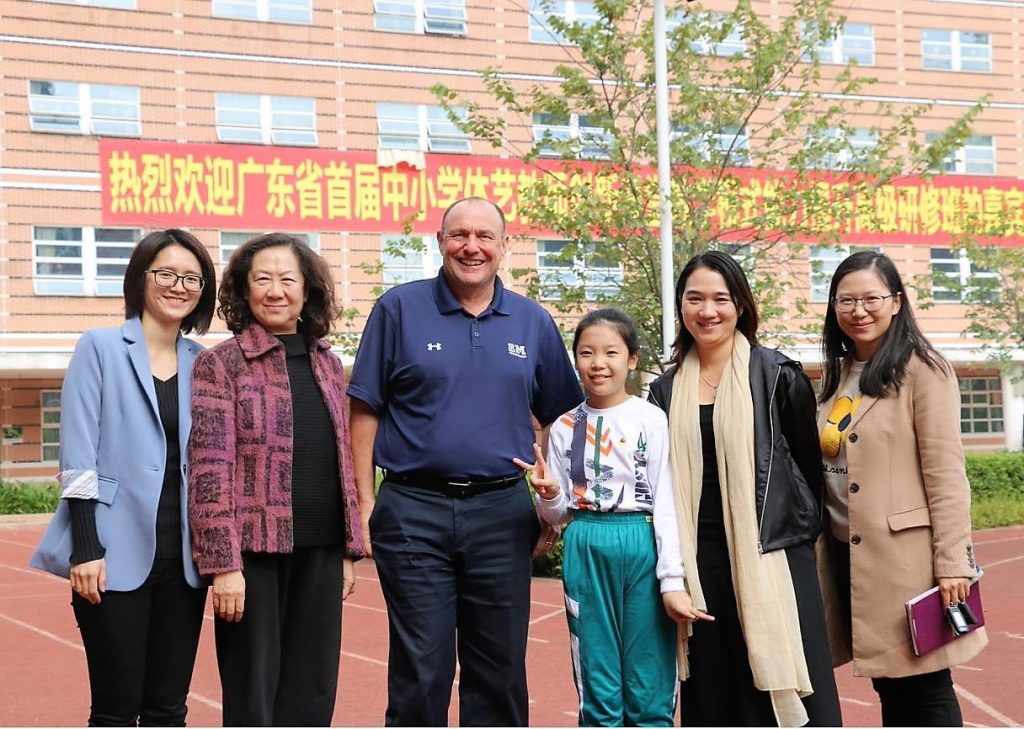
[188,233,364,727]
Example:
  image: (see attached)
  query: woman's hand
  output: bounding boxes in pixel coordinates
[938,576,972,609]
[532,520,561,559]
[342,558,355,601]
[513,443,559,501]
[662,590,715,624]
[70,559,106,605]
[213,570,246,622]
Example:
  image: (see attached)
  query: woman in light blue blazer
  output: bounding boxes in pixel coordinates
[31,229,217,727]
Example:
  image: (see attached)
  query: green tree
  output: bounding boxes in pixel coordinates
[432,0,983,373]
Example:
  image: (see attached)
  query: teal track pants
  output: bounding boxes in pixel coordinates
[562,511,678,727]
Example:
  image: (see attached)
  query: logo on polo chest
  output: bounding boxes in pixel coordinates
[426,342,442,351]
[507,342,528,359]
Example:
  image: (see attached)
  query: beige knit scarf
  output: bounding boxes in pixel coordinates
[668,333,813,727]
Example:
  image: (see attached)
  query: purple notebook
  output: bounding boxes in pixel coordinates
[905,579,985,657]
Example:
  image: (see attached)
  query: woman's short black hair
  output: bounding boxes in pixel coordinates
[572,308,641,357]
[123,229,216,335]
[819,250,946,402]
[218,232,336,339]
[669,250,759,367]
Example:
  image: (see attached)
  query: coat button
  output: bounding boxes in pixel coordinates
[848,433,858,443]
[849,483,859,493]
[850,534,862,545]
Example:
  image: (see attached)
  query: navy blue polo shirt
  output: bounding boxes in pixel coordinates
[347,272,583,479]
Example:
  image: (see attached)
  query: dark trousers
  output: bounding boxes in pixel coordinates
[831,538,963,727]
[214,546,344,727]
[371,480,541,727]
[72,557,207,727]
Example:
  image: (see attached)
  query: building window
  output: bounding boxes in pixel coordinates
[667,11,745,56]
[381,235,441,285]
[34,0,135,8]
[220,231,318,264]
[930,247,999,302]
[215,93,317,146]
[212,0,312,23]
[33,226,138,296]
[808,22,874,65]
[959,376,1003,435]
[533,113,614,160]
[807,128,875,169]
[377,104,470,153]
[2,425,24,445]
[675,124,749,166]
[809,245,878,302]
[537,239,622,301]
[529,0,599,44]
[373,0,467,35]
[925,133,996,175]
[28,81,140,137]
[921,30,992,72]
[41,390,61,463]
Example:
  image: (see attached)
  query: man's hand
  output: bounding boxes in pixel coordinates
[359,499,374,558]
[662,590,715,624]
[213,570,246,622]
[532,520,561,559]
[70,558,106,604]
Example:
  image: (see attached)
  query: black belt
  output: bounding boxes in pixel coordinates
[384,471,523,498]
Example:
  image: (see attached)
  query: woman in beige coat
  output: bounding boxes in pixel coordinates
[817,251,986,726]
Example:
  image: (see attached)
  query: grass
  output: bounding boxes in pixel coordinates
[972,496,1024,530]
[0,480,59,515]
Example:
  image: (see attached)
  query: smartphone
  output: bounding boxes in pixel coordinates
[947,604,970,636]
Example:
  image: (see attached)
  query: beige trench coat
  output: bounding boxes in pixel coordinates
[816,353,987,678]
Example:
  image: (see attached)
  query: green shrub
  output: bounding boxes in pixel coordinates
[532,538,564,579]
[966,452,1024,501]
[0,480,59,514]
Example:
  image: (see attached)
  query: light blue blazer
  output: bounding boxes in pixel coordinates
[31,317,205,590]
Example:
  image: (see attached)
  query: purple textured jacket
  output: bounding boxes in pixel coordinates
[188,321,364,575]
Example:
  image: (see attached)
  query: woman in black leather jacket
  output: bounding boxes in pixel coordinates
[649,251,840,727]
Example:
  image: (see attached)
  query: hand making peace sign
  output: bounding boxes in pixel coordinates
[513,442,560,501]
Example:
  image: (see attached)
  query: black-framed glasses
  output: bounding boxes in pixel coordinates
[145,269,205,292]
[833,293,897,313]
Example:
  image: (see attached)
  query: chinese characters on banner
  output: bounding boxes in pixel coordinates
[100,139,1024,244]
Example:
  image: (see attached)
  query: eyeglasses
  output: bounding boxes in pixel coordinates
[833,293,897,313]
[146,269,205,292]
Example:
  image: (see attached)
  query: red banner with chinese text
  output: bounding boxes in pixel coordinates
[100,140,1024,245]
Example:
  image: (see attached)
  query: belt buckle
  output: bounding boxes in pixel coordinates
[448,480,472,498]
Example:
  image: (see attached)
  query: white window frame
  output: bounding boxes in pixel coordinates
[667,11,745,56]
[959,376,1004,435]
[380,234,442,285]
[41,390,62,464]
[925,133,996,175]
[28,81,141,137]
[814,22,874,65]
[674,124,749,166]
[536,239,623,301]
[212,0,312,23]
[33,226,139,296]
[373,0,467,35]
[533,112,614,160]
[808,127,876,169]
[921,29,992,72]
[529,0,599,44]
[809,245,879,302]
[220,231,319,266]
[930,247,999,303]
[215,93,317,146]
[377,104,470,153]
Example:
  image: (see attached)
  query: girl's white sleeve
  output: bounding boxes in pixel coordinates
[650,416,685,593]
[536,424,571,525]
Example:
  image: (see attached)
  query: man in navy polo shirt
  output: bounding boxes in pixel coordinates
[348,197,583,727]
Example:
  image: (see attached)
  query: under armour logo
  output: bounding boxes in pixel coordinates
[427,342,442,351]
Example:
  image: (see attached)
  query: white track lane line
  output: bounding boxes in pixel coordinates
[0,609,224,711]
[529,607,564,626]
[0,562,65,581]
[955,684,1021,727]
[839,696,874,707]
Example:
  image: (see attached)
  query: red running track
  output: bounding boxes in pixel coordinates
[1,517,1021,727]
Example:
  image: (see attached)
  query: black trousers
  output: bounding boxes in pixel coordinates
[214,545,344,727]
[72,557,207,727]
[371,479,540,727]
[831,538,963,727]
